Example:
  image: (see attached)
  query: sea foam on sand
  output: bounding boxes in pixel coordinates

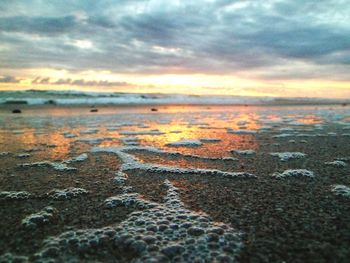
[270,152,306,161]
[33,180,242,262]
[271,169,315,179]
[331,185,350,198]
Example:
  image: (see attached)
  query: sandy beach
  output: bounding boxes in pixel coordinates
[0,104,349,262]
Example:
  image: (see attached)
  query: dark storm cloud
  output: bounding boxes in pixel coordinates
[0,75,21,83]
[0,16,77,34]
[32,77,131,87]
[55,79,131,87]
[0,0,349,80]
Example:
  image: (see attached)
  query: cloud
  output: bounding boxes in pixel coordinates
[32,77,50,84]
[32,77,132,87]
[0,15,77,34]
[0,75,21,83]
[0,0,349,81]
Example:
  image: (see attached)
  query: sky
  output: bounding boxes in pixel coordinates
[0,0,349,98]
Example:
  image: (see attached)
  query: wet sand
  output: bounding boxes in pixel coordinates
[0,104,349,262]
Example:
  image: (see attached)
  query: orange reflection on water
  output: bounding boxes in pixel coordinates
[0,126,75,160]
[138,118,260,158]
[295,115,323,125]
[231,112,262,130]
[40,131,72,160]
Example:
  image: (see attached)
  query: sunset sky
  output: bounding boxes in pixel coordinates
[0,0,349,98]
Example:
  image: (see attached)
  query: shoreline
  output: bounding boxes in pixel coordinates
[0,102,349,109]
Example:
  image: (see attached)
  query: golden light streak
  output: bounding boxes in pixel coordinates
[0,68,349,98]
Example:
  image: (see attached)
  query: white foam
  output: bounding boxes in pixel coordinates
[91,146,254,179]
[16,153,31,158]
[227,129,257,134]
[104,193,158,209]
[64,153,88,164]
[296,133,316,137]
[163,179,185,209]
[327,132,337,136]
[0,191,32,200]
[120,137,140,146]
[272,169,315,179]
[12,130,24,134]
[80,129,98,135]
[237,121,248,126]
[22,206,57,229]
[270,152,306,161]
[0,253,28,262]
[170,130,182,134]
[47,187,88,200]
[335,157,350,162]
[279,127,295,132]
[122,146,237,161]
[138,124,150,128]
[129,163,256,178]
[199,138,221,143]
[119,130,164,136]
[107,127,121,131]
[325,161,347,168]
[78,138,111,144]
[258,126,273,131]
[34,180,242,262]
[63,132,77,138]
[166,139,202,147]
[18,161,76,171]
[114,171,128,185]
[273,134,294,138]
[331,185,350,198]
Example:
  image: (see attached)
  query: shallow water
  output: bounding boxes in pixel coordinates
[0,105,342,158]
[0,104,350,262]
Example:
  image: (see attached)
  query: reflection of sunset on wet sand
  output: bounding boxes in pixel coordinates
[1,103,350,262]
[1,0,350,261]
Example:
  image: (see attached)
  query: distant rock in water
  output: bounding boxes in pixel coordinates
[90,108,98,112]
[151,108,158,111]
[45,100,56,105]
[12,109,22,114]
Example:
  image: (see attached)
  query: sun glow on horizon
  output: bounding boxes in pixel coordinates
[1,68,349,99]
